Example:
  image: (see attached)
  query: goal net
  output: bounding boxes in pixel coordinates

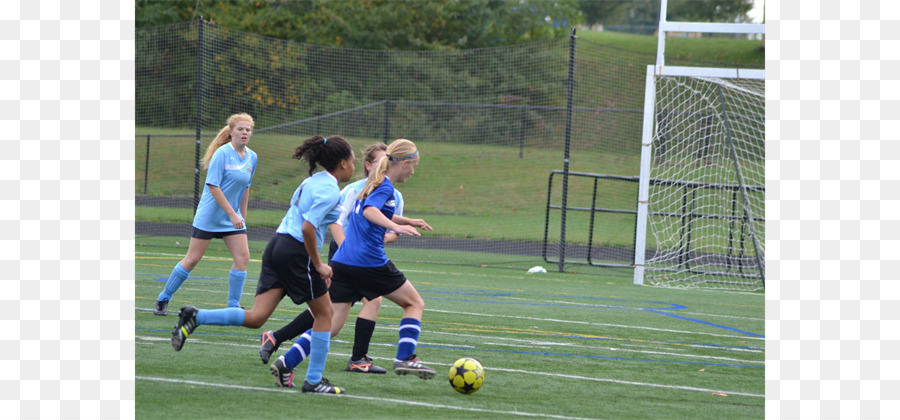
[641,74,764,290]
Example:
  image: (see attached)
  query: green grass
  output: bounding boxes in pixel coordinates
[136,236,763,419]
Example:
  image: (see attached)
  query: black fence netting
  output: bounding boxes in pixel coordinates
[136,20,753,271]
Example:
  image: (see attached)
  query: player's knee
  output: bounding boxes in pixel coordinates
[233,252,250,270]
[180,258,200,271]
[243,312,266,329]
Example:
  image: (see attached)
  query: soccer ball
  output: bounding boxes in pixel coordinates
[448,357,484,394]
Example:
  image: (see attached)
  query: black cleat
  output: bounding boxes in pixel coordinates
[346,356,387,374]
[392,354,436,379]
[153,300,168,316]
[301,377,345,394]
[171,305,198,351]
[270,356,295,388]
[259,330,280,365]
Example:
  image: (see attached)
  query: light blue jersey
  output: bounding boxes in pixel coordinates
[335,178,403,231]
[193,142,257,232]
[333,177,398,267]
[276,171,342,250]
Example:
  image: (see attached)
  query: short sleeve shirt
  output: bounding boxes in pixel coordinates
[275,171,341,250]
[192,143,257,232]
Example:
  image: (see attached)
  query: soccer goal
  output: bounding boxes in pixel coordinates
[632,1,765,291]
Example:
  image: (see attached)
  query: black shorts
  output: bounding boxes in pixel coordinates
[191,227,246,240]
[256,233,328,305]
[327,239,339,262]
[329,260,407,304]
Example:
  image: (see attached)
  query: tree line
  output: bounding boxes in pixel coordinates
[136,0,755,49]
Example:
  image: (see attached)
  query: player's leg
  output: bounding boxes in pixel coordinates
[171,287,285,351]
[155,236,211,315]
[382,281,434,379]
[300,293,345,393]
[346,297,387,374]
[222,232,250,308]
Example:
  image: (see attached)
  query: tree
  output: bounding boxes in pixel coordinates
[135,0,584,50]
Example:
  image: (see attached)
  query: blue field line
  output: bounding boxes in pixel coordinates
[642,308,764,338]
[424,297,641,310]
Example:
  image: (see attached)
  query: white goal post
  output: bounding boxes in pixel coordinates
[633,0,765,290]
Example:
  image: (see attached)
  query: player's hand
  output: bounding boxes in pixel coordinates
[316,263,333,286]
[408,218,433,232]
[230,214,245,229]
[395,225,421,237]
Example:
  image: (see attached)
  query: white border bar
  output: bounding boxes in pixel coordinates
[658,66,765,79]
[660,21,765,34]
[632,65,657,286]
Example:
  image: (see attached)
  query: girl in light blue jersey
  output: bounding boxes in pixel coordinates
[154,113,257,316]
[171,135,355,395]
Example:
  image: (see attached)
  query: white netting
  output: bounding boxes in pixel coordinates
[643,75,764,290]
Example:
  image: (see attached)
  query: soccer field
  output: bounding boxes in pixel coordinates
[136,236,764,419]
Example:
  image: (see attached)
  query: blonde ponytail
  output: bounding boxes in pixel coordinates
[201,113,254,170]
[356,139,417,200]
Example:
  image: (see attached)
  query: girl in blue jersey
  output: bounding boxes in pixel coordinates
[259,142,429,376]
[154,113,257,316]
[171,135,355,395]
[273,139,436,380]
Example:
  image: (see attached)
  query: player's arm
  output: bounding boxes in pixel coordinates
[240,186,250,223]
[302,220,332,282]
[363,207,419,237]
[329,223,346,247]
[209,185,244,229]
[392,215,433,232]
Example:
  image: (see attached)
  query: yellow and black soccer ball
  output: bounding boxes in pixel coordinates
[448,357,484,394]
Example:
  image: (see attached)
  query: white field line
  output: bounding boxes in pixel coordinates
[135,375,600,420]
[137,335,762,398]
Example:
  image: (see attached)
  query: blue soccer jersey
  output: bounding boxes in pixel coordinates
[333,177,398,267]
[276,171,342,250]
[335,178,404,231]
[193,142,257,232]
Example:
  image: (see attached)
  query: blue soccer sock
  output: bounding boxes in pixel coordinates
[227,269,247,307]
[195,307,245,326]
[158,262,191,302]
[305,330,331,385]
[282,330,312,370]
[395,318,421,361]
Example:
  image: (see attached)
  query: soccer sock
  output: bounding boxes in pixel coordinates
[305,330,331,385]
[273,309,315,346]
[195,307,245,326]
[157,262,190,302]
[351,317,377,361]
[226,269,247,307]
[281,330,312,370]
[395,318,421,361]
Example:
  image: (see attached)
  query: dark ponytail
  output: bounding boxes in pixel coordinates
[293,135,354,176]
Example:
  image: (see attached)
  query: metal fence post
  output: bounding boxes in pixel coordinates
[558,28,576,273]
[193,16,205,215]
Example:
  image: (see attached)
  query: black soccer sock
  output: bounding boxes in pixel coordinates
[351,317,377,361]
[273,309,315,345]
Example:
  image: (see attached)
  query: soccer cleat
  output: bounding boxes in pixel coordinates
[346,356,387,374]
[269,356,295,388]
[301,377,345,394]
[153,300,168,316]
[259,330,281,365]
[392,354,436,379]
[171,305,198,351]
